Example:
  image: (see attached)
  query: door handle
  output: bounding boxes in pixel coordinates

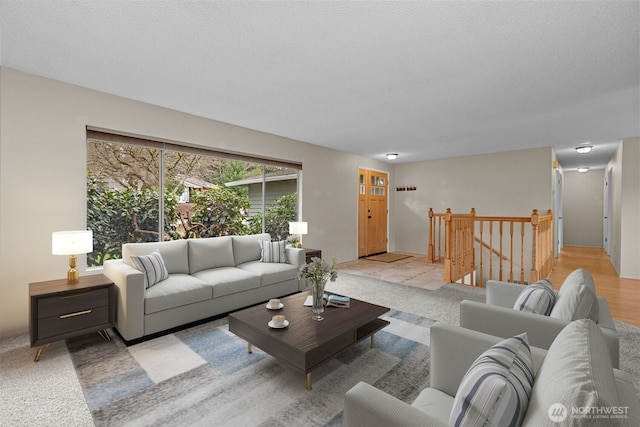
[368,216,372,219]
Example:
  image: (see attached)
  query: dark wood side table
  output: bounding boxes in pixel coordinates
[29,274,115,362]
[303,248,322,263]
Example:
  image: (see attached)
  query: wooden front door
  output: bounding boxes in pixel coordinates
[358,169,388,257]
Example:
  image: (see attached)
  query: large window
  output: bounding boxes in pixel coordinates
[86,130,301,267]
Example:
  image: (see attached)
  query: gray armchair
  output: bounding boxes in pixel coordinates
[344,321,639,427]
[459,273,619,367]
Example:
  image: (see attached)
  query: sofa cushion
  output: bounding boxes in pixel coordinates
[188,236,234,274]
[237,260,298,286]
[522,319,619,427]
[411,388,454,425]
[232,233,271,266]
[144,274,212,314]
[513,278,556,315]
[192,267,261,298]
[123,239,189,274]
[259,240,288,263]
[130,250,169,289]
[550,268,598,322]
[450,333,533,427]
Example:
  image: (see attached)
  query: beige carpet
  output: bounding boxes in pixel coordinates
[337,253,447,290]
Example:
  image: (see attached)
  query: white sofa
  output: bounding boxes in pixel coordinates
[345,320,640,427]
[103,233,305,341]
[460,268,620,367]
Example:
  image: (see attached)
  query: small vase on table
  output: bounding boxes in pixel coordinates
[311,279,327,321]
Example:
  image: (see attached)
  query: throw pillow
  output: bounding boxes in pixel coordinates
[130,250,169,288]
[449,333,534,427]
[513,278,556,315]
[550,268,599,322]
[259,240,288,263]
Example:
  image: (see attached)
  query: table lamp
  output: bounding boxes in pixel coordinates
[288,221,308,248]
[52,230,93,284]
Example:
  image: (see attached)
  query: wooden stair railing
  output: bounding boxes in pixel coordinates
[428,208,554,287]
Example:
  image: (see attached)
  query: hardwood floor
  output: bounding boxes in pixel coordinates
[548,246,640,328]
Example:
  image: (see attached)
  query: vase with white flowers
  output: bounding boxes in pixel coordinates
[298,257,338,321]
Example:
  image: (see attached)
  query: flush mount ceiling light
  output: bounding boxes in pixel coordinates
[386,153,398,160]
[575,145,593,154]
[577,167,590,173]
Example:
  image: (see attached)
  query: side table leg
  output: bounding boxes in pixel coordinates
[306,373,312,391]
[247,342,252,353]
[97,330,111,342]
[34,344,49,362]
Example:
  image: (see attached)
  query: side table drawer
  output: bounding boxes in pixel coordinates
[37,288,109,318]
[37,304,110,339]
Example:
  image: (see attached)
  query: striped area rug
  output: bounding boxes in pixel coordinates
[67,310,434,426]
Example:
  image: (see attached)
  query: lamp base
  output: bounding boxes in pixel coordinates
[67,255,79,284]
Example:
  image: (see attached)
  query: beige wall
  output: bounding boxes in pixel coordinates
[0,67,389,337]
[562,170,605,248]
[391,147,554,254]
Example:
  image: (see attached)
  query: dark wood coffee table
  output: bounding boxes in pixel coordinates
[228,291,390,390]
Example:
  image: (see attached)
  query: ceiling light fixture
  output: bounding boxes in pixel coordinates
[577,167,590,173]
[575,145,593,154]
[386,153,398,160]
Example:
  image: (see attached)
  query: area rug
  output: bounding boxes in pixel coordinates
[67,310,434,427]
[364,252,411,263]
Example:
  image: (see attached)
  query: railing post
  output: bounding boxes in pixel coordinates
[427,208,435,263]
[444,208,452,283]
[530,209,540,283]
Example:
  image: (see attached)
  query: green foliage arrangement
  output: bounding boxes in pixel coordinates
[298,257,338,285]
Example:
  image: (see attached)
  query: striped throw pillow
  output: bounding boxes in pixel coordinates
[513,278,556,315]
[130,250,169,288]
[259,240,288,263]
[450,333,534,427]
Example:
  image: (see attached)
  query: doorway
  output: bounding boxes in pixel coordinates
[358,168,388,257]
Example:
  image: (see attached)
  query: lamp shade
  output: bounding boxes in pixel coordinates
[288,221,308,235]
[52,230,93,255]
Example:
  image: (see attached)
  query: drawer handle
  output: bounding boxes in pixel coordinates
[60,309,92,319]
[60,291,91,299]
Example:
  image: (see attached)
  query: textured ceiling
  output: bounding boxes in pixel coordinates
[1,1,638,169]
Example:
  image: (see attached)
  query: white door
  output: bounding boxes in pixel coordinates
[603,168,612,254]
[554,169,564,256]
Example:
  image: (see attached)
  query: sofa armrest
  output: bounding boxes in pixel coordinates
[485,280,527,308]
[344,382,448,427]
[285,247,305,268]
[103,259,146,341]
[429,322,546,396]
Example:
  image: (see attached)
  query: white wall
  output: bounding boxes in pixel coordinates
[562,170,605,247]
[392,148,554,254]
[0,67,389,337]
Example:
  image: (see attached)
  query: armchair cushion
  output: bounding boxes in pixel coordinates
[550,268,598,322]
[450,333,534,427]
[513,278,556,315]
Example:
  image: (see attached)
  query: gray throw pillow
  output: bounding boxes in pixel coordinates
[259,240,288,263]
[450,333,534,427]
[550,268,598,323]
[130,249,169,288]
[513,278,556,315]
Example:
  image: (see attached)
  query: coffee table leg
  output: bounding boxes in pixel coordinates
[306,373,312,391]
[247,342,252,353]
[371,334,376,348]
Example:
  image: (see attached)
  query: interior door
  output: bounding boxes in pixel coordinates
[603,168,612,254]
[554,169,564,256]
[358,169,388,257]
